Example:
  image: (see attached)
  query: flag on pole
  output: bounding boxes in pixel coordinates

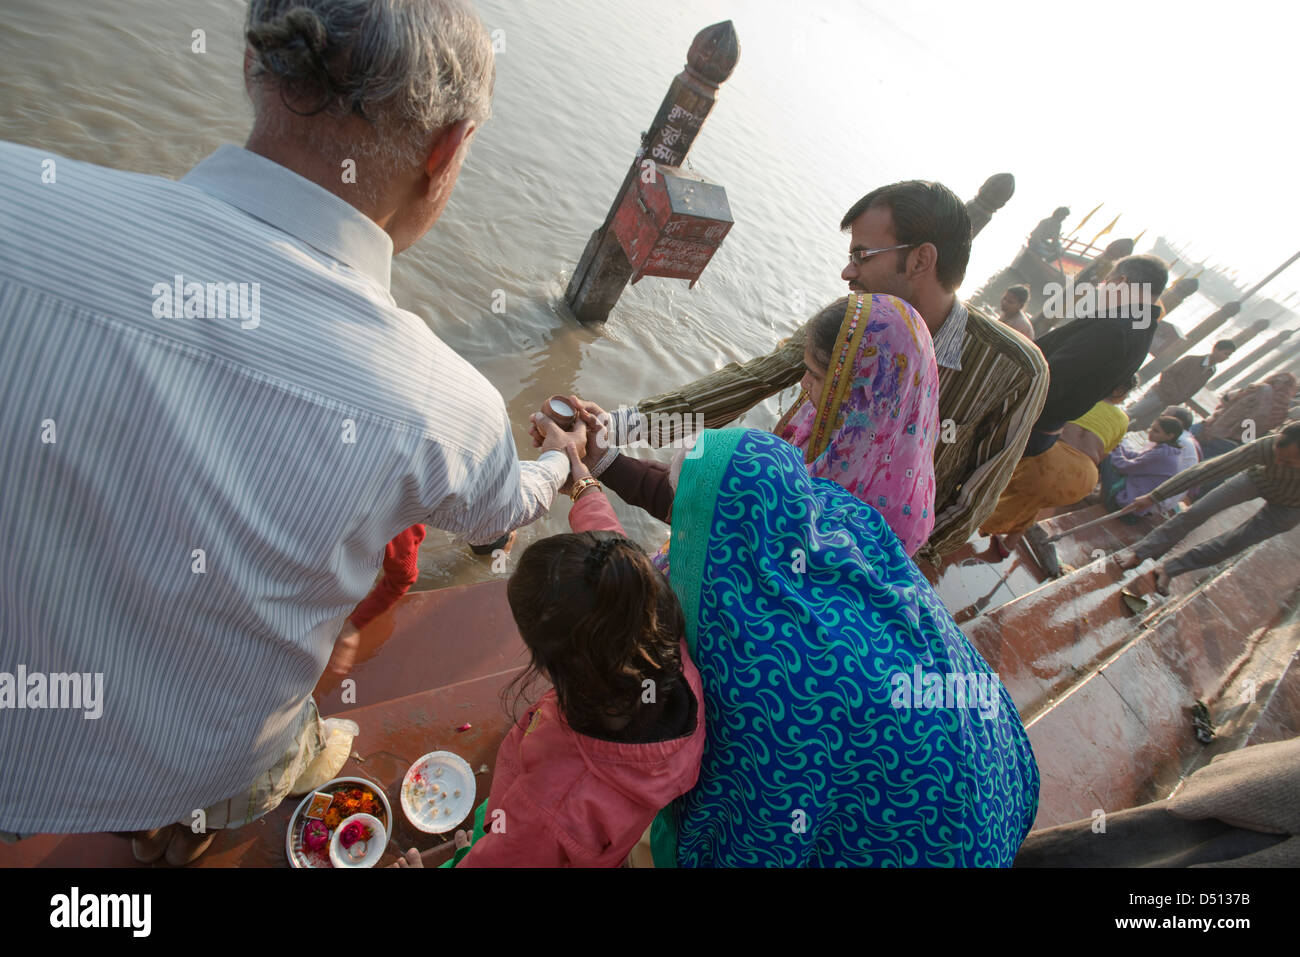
[1087,214,1121,249]
[1067,202,1104,239]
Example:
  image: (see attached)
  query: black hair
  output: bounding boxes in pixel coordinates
[1280,421,1300,447]
[840,181,972,291]
[1111,254,1170,299]
[504,530,684,736]
[806,297,851,370]
[1154,415,1184,442]
[1214,339,1237,353]
[1005,284,1030,307]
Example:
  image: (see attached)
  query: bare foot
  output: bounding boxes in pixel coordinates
[1153,567,1171,596]
[988,536,1011,561]
[392,847,424,868]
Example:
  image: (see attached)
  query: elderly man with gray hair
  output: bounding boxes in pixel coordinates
[0,0,579,865]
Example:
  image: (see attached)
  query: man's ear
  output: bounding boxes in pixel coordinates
[422,120,475,187]
[909,241,938,280]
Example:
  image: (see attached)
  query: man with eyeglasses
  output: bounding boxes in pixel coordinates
[602,180,1048,564]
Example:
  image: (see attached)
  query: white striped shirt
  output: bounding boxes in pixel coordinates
[0,142,564,832]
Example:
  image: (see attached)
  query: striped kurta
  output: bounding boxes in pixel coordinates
[1150,431,1300,508]
[637,301,1048,559]
[0,143,565,833]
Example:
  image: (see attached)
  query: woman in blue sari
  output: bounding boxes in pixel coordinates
[606,427,1039,867]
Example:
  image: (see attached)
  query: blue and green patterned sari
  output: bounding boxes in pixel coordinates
[652,429,1038,867]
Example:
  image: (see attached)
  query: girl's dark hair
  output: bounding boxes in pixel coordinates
[504,531,685,736]
[807,297,851,371]
[1155,415,1184,442]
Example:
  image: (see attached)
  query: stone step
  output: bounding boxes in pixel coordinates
[1020,524,1300,828]
[961,498,1268,720]
[316,578,525,711]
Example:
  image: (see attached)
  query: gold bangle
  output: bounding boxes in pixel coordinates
[569,477,601,502]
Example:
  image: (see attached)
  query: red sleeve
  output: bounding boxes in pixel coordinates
[348,524,426,629]
[569,489,626,536]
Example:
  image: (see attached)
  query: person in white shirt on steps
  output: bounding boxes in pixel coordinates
[0,0,580,865]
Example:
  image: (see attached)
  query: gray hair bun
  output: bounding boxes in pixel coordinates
[246,7,336,113]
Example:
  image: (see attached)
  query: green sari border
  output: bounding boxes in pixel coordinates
[667,428,743,660]
[651,428,742,867]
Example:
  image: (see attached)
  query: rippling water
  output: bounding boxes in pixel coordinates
[0,0,1238,589]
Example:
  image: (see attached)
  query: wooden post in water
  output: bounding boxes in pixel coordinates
[1222,327,1294,390]
[1146,276,1200,357]
[565,21,740,324]
[966,173,1015,238]
[1156,275,1200,320]
[1141,250,1300,380]
[1255,337,1300,380]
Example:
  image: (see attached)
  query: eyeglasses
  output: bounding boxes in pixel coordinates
[847,242,916,266]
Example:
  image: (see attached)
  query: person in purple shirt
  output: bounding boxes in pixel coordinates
[1101,415,1186,518]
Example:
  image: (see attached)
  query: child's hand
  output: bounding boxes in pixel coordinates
[559,442,593,496]
[568,395,613,467]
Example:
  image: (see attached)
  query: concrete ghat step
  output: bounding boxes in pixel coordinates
[1242,628,1300,748]
[962,499,1266,718]
[316,578,527,711]
[1021,525,1300,829]
[927,506,1161,627]
[1182,622,1300,762]
[1043,506,1160,571]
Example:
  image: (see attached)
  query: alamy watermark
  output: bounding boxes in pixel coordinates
[151,274,260,329]
[890,665,1001,721]
[595,410,706,453]
[0,665,103,719]
[50,887,149,937]
[1040,280,1155,329]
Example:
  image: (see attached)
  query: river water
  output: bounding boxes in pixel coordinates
[0,0,1266,589]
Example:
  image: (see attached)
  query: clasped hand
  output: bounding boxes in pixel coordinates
[528,394,613,478]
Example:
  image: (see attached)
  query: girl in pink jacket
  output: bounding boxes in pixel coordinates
[399,447,706,867]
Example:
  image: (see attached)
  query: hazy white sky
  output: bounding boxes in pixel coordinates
[698,0,1300,306]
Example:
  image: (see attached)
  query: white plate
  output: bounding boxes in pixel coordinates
[401,751,475,834]
[329,813,387,868]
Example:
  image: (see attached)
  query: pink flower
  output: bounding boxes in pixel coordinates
[303,820,329,852]
[339,821,370,849]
